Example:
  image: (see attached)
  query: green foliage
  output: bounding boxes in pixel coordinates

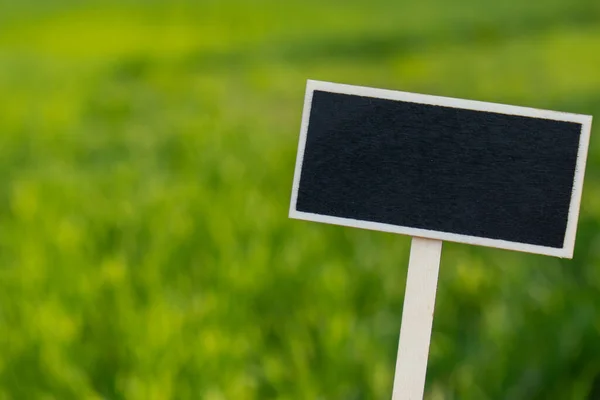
[0,0,600,399]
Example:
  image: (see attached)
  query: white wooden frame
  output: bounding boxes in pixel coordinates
[289,80,593,258]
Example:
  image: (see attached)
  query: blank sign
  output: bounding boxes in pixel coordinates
[289,80,593,258]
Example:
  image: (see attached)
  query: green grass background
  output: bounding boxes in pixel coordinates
[1,0,600,399]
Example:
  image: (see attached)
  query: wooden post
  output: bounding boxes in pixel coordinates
[392,237,443,400]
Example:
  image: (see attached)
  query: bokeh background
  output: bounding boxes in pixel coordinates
[1,0,600,399]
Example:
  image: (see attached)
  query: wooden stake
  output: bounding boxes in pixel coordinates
[392,237,443,400]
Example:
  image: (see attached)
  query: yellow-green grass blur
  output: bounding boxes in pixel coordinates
[1,0,600,399]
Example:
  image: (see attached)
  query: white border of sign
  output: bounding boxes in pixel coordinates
[289,80,593,258]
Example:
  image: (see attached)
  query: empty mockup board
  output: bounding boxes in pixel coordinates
[289,80,593,258]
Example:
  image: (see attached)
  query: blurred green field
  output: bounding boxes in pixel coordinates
[1,0,600,399]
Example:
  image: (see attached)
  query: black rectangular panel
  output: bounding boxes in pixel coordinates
[295,90,583,249]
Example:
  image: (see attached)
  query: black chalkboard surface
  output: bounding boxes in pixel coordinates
[289,80,593,258]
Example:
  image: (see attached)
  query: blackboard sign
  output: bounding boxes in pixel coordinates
[289,80,593,258]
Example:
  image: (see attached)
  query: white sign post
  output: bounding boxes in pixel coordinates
[392,238,442,400]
